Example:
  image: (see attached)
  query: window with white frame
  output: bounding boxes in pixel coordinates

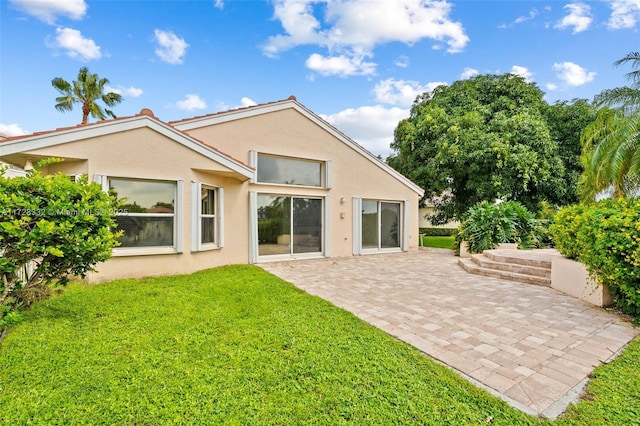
[108,178,177,248]
[254,153,330,188]
[191,182,224,251]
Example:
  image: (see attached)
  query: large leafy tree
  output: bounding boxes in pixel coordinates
[579,52,640,201]
[51,67,123,125]
[542,99,597,204]
[388,74,565,224]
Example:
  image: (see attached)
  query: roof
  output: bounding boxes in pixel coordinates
[171,96,424,196]
[0,97,423,196]
[0,109,254,180]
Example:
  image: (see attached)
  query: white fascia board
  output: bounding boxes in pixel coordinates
[174,101,424,196]
[0,116,254,180]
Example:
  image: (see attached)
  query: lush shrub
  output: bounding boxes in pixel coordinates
[418,227,456,236]
[454,201,538,254]
[550,204,588,259]
[0,165,120,331]
[551,199,640,317]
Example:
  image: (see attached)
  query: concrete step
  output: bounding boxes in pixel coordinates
[483,249,554,269]
[458,257,551,287]
[470,253,551,278]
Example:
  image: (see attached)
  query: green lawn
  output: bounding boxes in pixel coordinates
[0,265,637,424]
[422,235,455,249]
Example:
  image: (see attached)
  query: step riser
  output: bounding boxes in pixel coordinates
[470,256,550,278]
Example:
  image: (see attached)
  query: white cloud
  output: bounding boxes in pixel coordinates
[515,8,539,24]
[105,85,143,98]
[306,52,376,77]
[176,94,207,111]
[263,0,469,76]
[395,55,410,68]
[498,8,538,29]
[510,65,533,81]
[239,97,257,107]
[154,29,189,64]
[214,0,224,9]
[607,0,640,29]
[0,123,29,136]
[10,0,86,24]
[374,78,445,107]
[460,67,479,79]
[554,3,592,34]
[545,82,558,91]
[553,61,596,86]
[321,105,409,157]
[211,97,256,112]
[46,27,101,60]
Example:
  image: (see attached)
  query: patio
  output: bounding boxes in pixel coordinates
[260,248,638,418]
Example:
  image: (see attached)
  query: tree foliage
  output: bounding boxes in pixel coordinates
[542,99,597,204]
[51,67,123,125]
[388,74,566,224]
[0,163,120,329]
[579,52,640,201]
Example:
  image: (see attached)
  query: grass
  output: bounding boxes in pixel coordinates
[555,336,640,425]
[422,235,455,249]
[0,266,536,425]
[0,265,637,425]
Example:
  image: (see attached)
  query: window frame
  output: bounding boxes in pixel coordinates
[353,198,406,255]
[250,151,331,189]
[191,182,224,252]
[94,175,183,256]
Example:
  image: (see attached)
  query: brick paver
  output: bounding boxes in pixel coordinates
[260,248,638,418]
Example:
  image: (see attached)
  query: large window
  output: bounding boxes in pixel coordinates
[362,200,401,250]
[257,195,322,256]
[109,178,176,248]
[257,154,323,187]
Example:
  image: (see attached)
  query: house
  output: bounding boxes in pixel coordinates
[419,198,459,230]
[0,96,423,282]
[0,133,27,178]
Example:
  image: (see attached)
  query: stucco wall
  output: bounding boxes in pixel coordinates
[182,108,421,257]
[419,207,459,229]
[24,127,250,282]
[9,105,422,282]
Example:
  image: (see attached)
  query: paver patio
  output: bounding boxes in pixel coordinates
[260,248,638,419]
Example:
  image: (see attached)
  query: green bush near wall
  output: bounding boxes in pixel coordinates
[418,227,457,237]
[551,199,640,317]
[453,201,540,254]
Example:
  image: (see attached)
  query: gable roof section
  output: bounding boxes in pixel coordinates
[0,110,254,180]
[171,96,424,196]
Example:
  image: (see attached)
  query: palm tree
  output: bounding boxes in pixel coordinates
[615,51,640,86]
[579,52,640,201]
[51,67,123,125]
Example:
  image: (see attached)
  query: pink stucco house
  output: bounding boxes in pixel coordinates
[0,96,423,282]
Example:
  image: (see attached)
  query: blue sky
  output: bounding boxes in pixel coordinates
[1,0,638,157]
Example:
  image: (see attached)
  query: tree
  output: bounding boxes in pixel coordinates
[51,67,123,125]
[542,99,597,204]
[579,52,640,201]
[388,74,565,224]
[1,162,120,331]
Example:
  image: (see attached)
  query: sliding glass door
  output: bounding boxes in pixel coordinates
[362,200,401,250]
[257,195,322,257]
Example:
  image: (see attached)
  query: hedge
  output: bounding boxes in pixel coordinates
[418,227,457,237]
[551,199,640,317]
